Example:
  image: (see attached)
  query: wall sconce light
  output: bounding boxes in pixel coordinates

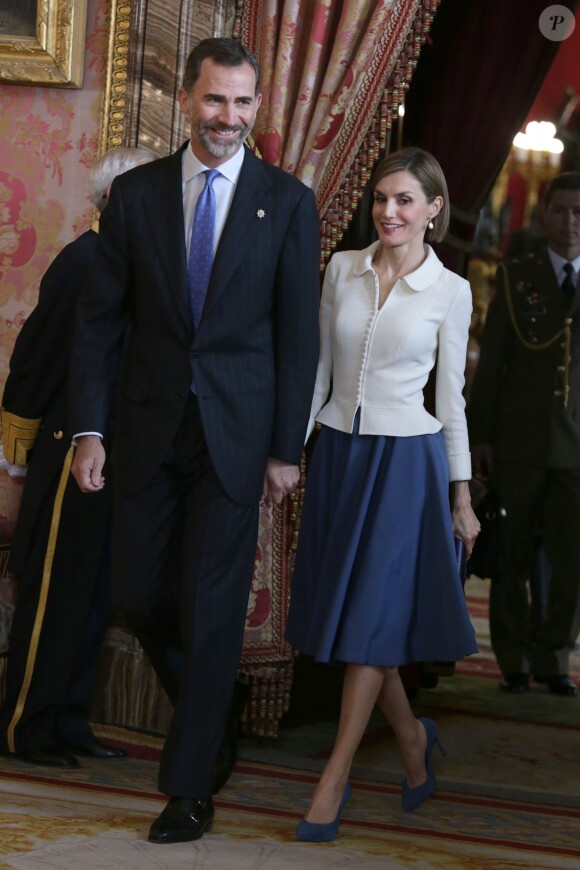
[513,121,563,166]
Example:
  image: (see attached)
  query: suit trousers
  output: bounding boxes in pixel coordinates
[113,394,260,797]
[490,463,580,676]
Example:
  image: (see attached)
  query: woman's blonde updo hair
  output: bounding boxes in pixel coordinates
[371,147,450,243]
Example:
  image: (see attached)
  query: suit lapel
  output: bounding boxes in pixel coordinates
[201,148,274,324]
[142,144,191,332]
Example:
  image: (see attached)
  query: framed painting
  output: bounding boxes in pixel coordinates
[0,0,88,87]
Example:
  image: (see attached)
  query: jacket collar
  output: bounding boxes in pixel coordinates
[354,241,445,291]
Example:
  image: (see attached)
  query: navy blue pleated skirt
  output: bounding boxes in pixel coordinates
[285,416,478,666]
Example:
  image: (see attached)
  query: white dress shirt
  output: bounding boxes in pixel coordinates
[308,242,473,481]
[182,142,244,258]
[548,247,580,288]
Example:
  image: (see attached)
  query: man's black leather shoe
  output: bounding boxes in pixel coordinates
[72,736,127,759]
[499,673,530,694]
[534,674,579,697]
[15,747,80,768]
[212,680,250,794]
[148,796,214,844]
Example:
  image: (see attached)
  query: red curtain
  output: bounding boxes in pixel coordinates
[403,0,579,273]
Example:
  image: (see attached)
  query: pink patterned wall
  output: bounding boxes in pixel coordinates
[0,1,110,638]
[0,0,110,389]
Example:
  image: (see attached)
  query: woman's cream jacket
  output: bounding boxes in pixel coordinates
[308,241,472,481]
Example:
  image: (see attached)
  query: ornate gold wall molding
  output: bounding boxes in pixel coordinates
[99,1,133,153]
[98,0,236,157]
[0,0,88,88]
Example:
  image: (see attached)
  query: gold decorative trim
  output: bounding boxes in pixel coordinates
[98,1,132,154]
[0,409,42,466]
[500,263,572,409]
[0,0,88,88]
[317,0,441,266]
[7,445,75,753]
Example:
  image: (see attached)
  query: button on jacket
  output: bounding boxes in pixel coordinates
[308,241,473,481]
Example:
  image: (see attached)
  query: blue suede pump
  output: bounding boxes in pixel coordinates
[296,782,352,842]
[401,717,446,811]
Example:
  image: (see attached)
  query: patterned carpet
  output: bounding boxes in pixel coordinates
[0,579,578,869]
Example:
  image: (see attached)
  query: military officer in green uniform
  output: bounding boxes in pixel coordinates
[468,172,580,697]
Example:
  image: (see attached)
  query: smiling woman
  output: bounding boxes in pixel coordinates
[285,147,479,839]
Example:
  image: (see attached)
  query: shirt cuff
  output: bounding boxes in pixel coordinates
[72,431,103,445]
[448,452,472,482]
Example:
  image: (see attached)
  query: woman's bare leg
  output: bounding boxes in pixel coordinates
[304,663,383,823]
[376,666,426,788]
[304,664,428,823]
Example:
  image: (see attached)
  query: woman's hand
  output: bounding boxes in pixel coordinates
[451,481,480,558]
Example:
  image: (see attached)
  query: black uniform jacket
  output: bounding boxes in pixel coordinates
[468,250,580,469]
[2,230,99,573]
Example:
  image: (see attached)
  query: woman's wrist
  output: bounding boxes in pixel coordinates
[452,480,472,508]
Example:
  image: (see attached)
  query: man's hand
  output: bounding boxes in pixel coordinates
[262,457,300,507]
[71,435,106,492]
[471,443,494,480]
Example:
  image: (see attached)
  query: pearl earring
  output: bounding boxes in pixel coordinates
[428,220,434,230]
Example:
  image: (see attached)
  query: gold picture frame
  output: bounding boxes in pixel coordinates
[99,0,133,154]
[0,0,88,88]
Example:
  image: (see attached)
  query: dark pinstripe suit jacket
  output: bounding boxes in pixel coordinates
[69,144,320,505]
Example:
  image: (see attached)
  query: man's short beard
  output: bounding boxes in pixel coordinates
[193,120,251,159]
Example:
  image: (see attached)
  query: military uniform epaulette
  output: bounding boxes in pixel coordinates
[1,408,42,466]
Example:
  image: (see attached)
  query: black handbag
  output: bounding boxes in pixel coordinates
[466,488,505,582]
[455,537,467,587]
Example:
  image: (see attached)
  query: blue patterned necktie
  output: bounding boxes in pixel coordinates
[562,262,576,307]
[188,168,221,329]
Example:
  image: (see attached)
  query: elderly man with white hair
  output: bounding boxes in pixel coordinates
[0,147,155,768]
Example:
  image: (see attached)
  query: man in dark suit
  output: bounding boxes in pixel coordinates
[69,38,320,843]
[0,147,155,767]
[468,172,580,698]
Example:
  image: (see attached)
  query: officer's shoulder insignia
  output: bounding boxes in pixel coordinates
[1,408,42,466]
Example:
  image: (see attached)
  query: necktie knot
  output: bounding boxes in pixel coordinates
[203,168,221,189]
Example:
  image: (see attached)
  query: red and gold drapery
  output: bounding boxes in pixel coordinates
[236,0,440,263]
